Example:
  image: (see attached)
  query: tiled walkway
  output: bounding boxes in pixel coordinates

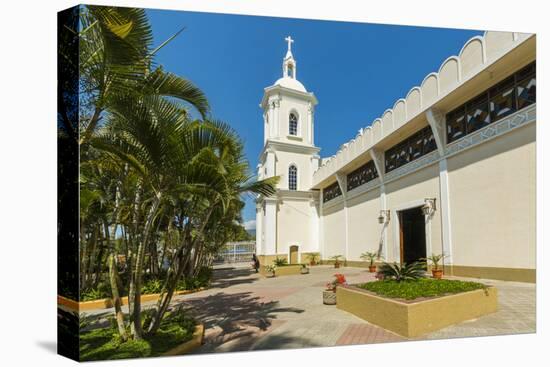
[171,265,534,353]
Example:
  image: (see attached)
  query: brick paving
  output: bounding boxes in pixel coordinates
[176,266,533,353]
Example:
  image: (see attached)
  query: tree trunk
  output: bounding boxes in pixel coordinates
[147,205,215,335]
[129,192,162,340]
[108,253,127,341]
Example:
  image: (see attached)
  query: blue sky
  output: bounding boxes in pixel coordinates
[146,9,482,228]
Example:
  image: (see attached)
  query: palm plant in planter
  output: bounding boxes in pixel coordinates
[422,254,447,279]
[300,264,310,274]
[330,255,343,268]
[307,252,320,266]
[264,265,277,277]
[273,257,288,267]
[376,261,426,282]
[360,251,382,273]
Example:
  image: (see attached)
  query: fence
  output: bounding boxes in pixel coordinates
[213,241,256,264]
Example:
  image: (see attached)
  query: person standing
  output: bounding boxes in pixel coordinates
[251,254,260,273]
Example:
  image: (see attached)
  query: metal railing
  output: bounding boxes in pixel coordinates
[214,241,256,264]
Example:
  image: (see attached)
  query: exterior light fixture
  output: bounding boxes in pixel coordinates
[378,210,390,224]
[422,198,437,216]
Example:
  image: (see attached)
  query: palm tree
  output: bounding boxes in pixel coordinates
[66,5,209,148]
[74,5,278,341]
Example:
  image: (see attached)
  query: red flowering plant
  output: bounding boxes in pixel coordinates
[325,273,347,292]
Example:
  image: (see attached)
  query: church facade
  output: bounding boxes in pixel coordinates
[255,31,536,283]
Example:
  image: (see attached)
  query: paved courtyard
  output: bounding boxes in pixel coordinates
[82,265,535,353]
[179,265,535,353]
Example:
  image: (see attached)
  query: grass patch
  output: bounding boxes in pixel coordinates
[357,278,487,300]
[79,312,196,361]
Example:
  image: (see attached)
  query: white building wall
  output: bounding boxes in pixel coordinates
[322,200,346,258]
[346,188,382,261]
[447,122,536,269]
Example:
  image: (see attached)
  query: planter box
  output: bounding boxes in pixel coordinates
[260,264,303,277]
[336,285,498,338]
[162,324,205,356]
[58,287,207,312]
[323,290,337,305]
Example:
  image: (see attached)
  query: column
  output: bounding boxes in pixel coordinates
[264,198,278,256]
[426,108,453,265]
[255,200,263,255]
[335,173,349,260]
[370,149,389,260]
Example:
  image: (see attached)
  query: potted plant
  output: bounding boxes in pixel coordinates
[307,252,320,266]
[300,264,309,274]
[360,251,382,273]
[264,265,277,277]
[330,255,343,268]
[323,273,347,305]
[422,254,447,279]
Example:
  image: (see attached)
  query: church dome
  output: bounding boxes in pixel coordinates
[274,76,307,93]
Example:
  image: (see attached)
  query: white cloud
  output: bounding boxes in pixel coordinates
[243,220,256,230]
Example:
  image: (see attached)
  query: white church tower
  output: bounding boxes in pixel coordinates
[256,36,321,266]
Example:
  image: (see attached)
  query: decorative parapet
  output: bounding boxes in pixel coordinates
[321,103,536,203]
[312,31,534,188]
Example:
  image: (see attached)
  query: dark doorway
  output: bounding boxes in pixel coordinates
[399,207,426,265]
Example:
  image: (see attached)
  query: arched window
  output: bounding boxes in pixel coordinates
[289,113,298,136]
[288,165,297,190]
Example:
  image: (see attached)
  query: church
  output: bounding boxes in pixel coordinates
[255,32,536,283]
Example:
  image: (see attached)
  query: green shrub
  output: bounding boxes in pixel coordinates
[273,257,288,266]
[80,280,113,301]
[79,311,196,361]
[377,261,426,282]
[175,267,213,291]
[358,278,486,300]
[142,279,163,295]
[81,287,109,302]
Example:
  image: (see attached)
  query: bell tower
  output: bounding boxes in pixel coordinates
[256,36,321,266]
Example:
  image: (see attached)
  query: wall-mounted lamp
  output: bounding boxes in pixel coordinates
[422,198,437,216]
[378,210,390,224]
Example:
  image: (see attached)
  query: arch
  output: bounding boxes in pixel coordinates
[459,36,485,78]
[406,87,422,118]
[393,99,407,128]
[361,126,373,150]
[371,119,382,143]
[381,109,394,137]
[288,164,298,190]
[421,73,439,107]
[289,112,298,136]
[438,56,460,94]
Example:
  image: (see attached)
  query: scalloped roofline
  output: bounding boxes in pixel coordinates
[312,31,535,185]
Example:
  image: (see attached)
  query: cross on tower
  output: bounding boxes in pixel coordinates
[285,36,294,53]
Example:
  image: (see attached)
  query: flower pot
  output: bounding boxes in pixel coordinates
[266,271,275,278]
[368,265,377,273]
[323,290,337,305]
[432,269,443,279]
[300,268,309,274]
[334,263,340,268]
[310,260,316,266]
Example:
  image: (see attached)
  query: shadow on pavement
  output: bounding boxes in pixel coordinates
[179,291,304,352]
[210,267,260,289]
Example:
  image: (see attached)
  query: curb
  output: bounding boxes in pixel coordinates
[162,324,205,356]
[58,288,207,312]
